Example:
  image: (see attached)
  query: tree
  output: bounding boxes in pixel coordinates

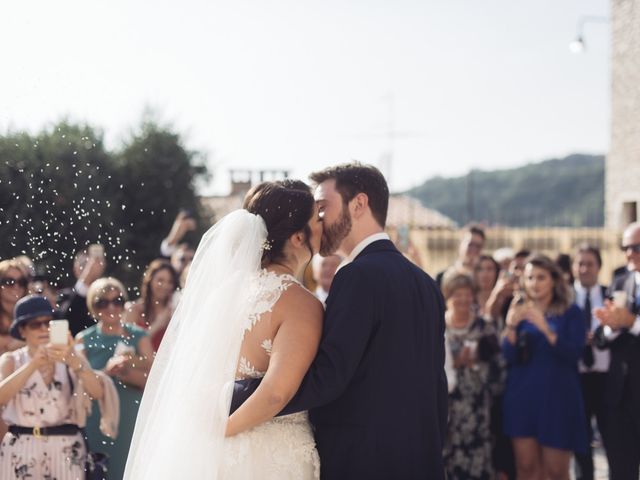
[0,118,209,289]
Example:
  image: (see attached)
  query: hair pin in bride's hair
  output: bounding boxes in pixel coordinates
[262,239,273,251]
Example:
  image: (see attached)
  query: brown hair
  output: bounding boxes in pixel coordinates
[309,162,389,228]
[474,254,500,288]
[574,243,602,268]
[140,259,179,315]
[524,253,572,316]
[243,180,315,266]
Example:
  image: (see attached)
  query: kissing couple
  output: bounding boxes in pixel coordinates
[124,162,448,480]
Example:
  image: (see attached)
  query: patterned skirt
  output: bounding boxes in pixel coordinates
[0,430,87,479]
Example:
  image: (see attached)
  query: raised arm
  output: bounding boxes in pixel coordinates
[226,286,323,436]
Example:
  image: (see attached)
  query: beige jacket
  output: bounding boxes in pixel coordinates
[69,357,120,439]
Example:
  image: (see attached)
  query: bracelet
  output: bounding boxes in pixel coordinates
[73,363,86,374]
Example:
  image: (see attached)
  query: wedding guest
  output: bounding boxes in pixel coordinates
[572,244,609,480]
[77,277,153,479]
[486,249,531,327]
[442,272,504,480]
[0,260,28,355]
[556,253,575,287]
[28,272,58,309]
[0,295,108,479]
[311,254,342,303]
[593,222,640,480]
[473,254,500,318]
[126,259,179,352]
[436,224,485,286]
[502,254,587,480]
[57,248,106,336]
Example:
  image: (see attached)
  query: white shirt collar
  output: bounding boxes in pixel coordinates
[337,232,390,272]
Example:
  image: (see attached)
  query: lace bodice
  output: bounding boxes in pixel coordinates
[235,269,300,380]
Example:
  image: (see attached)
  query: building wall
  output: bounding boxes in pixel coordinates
[607,0,640,229]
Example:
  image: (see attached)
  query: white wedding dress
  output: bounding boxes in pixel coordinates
[124,210,319,480]
[220,269,320,479]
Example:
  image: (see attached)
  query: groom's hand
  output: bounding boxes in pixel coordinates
[229,378,263,414]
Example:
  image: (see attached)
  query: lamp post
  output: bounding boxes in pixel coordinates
[569,15,609,53]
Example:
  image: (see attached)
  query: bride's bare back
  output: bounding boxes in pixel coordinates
[227,268,323,435]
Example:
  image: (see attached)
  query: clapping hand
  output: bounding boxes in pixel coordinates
[105,355,129,377]
[594,299,636,330]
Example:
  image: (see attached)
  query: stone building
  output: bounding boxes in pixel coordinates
[606,0,640,229]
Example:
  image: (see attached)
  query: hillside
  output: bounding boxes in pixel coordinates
[406,154,604,227]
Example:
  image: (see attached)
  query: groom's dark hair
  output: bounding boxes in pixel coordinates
[310,162,389,228]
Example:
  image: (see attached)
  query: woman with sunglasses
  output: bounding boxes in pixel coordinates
[77,277,153,479]
[0,295,106,479]
[0,259,29,355]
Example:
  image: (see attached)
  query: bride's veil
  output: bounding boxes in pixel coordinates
[124,209,267,479]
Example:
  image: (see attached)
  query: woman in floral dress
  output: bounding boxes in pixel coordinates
[442,272,505,480]
[0,295,106,479]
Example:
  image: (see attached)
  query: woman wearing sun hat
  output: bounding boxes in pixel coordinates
[0,295,106,479]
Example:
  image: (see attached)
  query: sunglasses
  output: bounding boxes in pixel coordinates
[25,319,51,331]
[621,243,640,254]
[0,277,28,288]
[94,297,125,310]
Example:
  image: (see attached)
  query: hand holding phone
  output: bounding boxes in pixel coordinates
[49,320,69,345]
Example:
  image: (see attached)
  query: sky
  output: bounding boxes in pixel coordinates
[0,0,610,195]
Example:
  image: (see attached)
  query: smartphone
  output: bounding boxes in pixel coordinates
[49,320,69,345]
[612,290,627,308]
[88,244,104,259]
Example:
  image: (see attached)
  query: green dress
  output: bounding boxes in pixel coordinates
[79,323,148,479]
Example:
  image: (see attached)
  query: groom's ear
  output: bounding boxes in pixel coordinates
[351,192,369,219]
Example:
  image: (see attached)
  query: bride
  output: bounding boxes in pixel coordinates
[124,180,324,479]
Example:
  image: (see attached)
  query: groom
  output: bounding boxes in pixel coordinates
[231,163,447,479]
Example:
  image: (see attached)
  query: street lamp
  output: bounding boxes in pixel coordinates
[569,16,609,53]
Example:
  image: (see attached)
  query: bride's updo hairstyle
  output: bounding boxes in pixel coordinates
[243,180,315,266]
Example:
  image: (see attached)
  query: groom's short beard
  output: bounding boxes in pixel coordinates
[320,204,352,256]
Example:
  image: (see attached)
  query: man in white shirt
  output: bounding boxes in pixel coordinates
[572,244,609,480]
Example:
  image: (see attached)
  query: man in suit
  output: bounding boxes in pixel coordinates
[594,222,640,480]
[572,244,609,480]
[231,163,448,479]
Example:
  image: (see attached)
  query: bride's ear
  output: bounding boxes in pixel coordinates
[289,230,307,249]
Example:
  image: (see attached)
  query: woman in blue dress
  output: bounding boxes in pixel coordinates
[502,254,587,480]
[77,277,153,479]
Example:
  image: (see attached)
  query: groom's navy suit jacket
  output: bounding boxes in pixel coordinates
[231,239,448,479]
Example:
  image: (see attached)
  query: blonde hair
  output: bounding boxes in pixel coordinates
[441,270,475,301]
[0,259,29,330]
[86,277,128,317]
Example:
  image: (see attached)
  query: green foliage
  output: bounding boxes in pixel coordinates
[407,154,604,227]
[0,119,209,288]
